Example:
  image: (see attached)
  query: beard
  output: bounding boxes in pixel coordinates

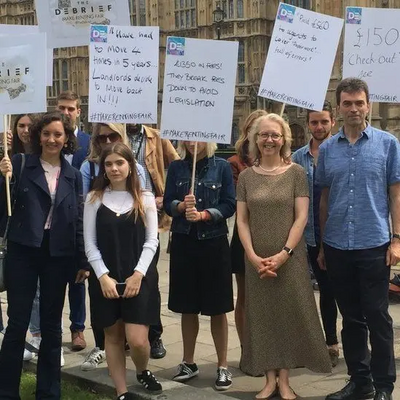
[126,124,141,135]
[311,130,330,141]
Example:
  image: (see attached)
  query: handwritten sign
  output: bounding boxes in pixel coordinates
[0,25,53,86]
[160,37,238,144]
[35,0,130,49]
[258,3,343,111]
[88,25,159,124]
[343,7,400,103]
[0,34,47,114]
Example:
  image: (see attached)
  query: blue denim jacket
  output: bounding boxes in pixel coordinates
[292,142,316,247]
[164,156,236,240]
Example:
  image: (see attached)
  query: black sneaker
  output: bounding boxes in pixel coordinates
[173,362,199,382]
[215,367,232,391]
[150,338,166,359]
[116,393,134,400]
[137,370,162,393]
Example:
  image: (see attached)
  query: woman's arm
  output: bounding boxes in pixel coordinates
[83,194,109,279]
[134,192,159,276]
[203,162,236,223]
[79,161,91,200]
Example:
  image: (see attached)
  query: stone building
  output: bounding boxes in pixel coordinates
[0,0,399,146]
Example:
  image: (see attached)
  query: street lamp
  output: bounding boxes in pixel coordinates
[213,4,225,40]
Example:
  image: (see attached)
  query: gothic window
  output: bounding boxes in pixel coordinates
[175,0,196,28]
[220,0,244,20]
[284,0,311,9]
[238,41,246,84]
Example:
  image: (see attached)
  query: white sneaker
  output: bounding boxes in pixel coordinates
[60,347,65,367]
[81,347,106,371]
[24,337,41,361]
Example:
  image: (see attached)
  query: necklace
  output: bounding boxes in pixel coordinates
[108,188,130,217]
[258,164,281,173]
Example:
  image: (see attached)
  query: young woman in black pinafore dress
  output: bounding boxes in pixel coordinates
[83,143,162,399]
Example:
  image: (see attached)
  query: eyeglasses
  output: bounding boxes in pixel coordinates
[257,132,283,141]
[97,132,120,144]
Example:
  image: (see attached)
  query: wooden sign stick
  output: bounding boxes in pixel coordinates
[280,103,286,117]
[190,142,198,194]
[3,115,12,217]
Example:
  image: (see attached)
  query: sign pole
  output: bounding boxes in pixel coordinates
[3,114,11,217]
[368,102,373,125]
[280,103,286,117]
[190,142,198,194]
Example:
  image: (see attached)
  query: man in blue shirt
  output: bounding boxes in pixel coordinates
[292,101,340,368]
[316,78,400,400]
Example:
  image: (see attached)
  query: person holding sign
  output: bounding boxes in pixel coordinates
[164,141,235,391]
[83,143,162,397]
[0,111,88,399]
[236,113,331,400]
[227,109,268,349]
[292,101,340,368]
[317,78,400,400]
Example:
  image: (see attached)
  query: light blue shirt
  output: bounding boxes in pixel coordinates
[292,142,317,247]
[315,125,400,250]
[80,160,146,199]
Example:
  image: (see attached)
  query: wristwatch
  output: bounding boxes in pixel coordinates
[393,233,400,240]
[283,246,294,257]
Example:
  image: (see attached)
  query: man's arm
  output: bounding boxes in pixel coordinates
[388,183,400,266]
[317,187,329,270]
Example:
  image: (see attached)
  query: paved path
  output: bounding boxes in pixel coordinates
[1,231,400,399]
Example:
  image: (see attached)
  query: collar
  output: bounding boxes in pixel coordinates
[74,127,78,137]
[338,123,372,141]
[26,154,75,179]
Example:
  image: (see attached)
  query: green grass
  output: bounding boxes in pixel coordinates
[20,373,112,400]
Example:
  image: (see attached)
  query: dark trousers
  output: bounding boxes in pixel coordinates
[88,243,163,349]
[148,243,163,344]
[0,300,3,332]
[324,243,396,393]
[307,245,338,346]
[0,235,70,400]
[67,276,86,332]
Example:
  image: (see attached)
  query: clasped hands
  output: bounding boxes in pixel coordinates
[250,251,290,279]
[99,271,144,299]
[178,194,202,222]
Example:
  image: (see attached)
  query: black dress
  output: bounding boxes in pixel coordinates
[89,205,159,329]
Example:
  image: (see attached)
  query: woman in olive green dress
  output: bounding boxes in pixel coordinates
[237,113,331,400]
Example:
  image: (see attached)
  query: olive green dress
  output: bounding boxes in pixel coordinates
[237,164,331,375]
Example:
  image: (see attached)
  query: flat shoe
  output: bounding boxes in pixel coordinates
[279,387,297,400]
[255,388,278,399]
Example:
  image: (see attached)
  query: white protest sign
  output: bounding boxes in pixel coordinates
[258,3,343,111]
[88,25,159,124]
[0,25,53,86]
[160,37,238,145]
[36,0,131,49]
[0,34,47,114]
[343,7,400,103]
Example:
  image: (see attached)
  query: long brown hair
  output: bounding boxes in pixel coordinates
[235,109,268,165]
[90,143,144,221]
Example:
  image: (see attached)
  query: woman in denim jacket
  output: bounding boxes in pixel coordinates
[164,141,235,391]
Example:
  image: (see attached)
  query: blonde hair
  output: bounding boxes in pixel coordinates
[248,114,292,164]
[235,109,268,164]
[177,141,218,159]
[88,123,129,162]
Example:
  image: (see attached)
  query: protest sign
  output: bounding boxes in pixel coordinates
[258,3,343,111]
[36,0,131,49]
[160,37,238,145]
[0,34,47,114]
[0,25,53,86]
[343,7,400,103]
[88,25,159,124]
